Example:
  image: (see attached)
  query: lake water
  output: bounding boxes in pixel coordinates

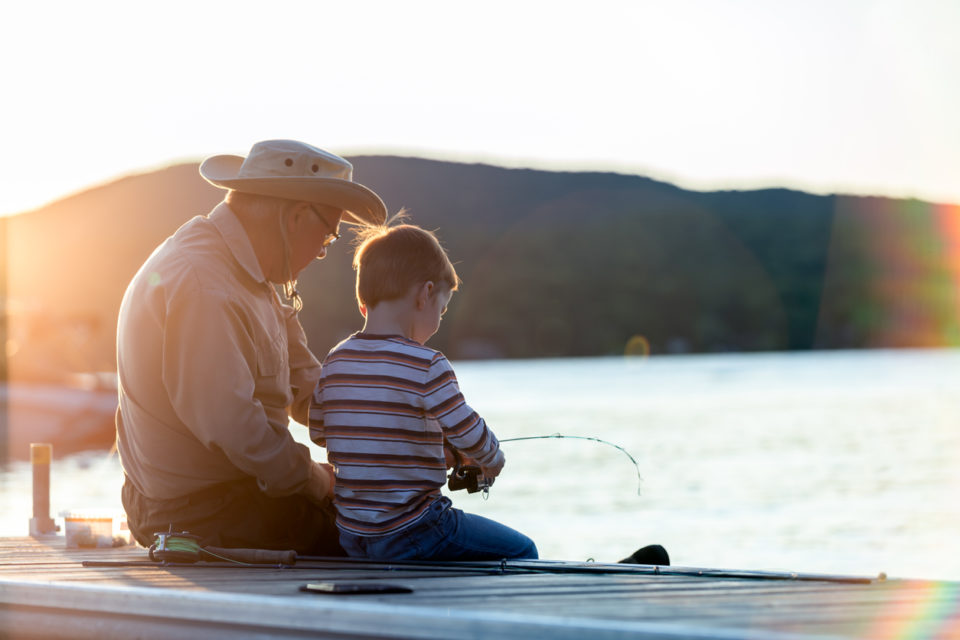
[2,348,958,581]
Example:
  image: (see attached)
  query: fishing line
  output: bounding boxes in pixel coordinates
[499,433,644,496]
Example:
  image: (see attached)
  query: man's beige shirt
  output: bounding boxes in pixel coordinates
[116,203,322,500]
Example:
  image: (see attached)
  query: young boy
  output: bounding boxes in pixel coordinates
[309,224,538,561]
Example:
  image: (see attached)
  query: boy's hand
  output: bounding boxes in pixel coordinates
[444,444,456,469]
[480,450,505,480]
[445,446,483,471]
[446,448,498,493]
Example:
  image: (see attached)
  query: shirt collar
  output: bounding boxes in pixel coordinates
[209,202,268,284]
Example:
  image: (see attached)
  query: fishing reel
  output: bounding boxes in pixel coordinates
[447,464,491,494]
[446,449,491,497]
[149,529,203,563]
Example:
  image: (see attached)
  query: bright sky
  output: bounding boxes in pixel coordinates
[2,0,958,216]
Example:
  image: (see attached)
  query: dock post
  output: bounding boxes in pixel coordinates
[29,443,59,536]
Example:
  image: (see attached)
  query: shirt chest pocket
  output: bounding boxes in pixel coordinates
[256,330,287,378]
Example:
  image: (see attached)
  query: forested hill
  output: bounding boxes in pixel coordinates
[5,156,959,381]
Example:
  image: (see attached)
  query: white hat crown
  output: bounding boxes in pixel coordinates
[236,140,354,182]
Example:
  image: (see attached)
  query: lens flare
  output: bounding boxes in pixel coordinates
[819,199,960,348]
[859,580,960,639]
[624,334,651,358]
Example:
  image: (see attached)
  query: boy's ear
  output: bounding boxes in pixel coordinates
[358,302,367,318]
[415,281,435,309]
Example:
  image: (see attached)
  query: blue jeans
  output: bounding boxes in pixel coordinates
[339,497,538,561]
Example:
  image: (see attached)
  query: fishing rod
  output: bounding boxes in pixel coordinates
[80,554,878,585]
[448,433,644,497]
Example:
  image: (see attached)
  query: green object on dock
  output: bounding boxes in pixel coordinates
[148,530,297,566]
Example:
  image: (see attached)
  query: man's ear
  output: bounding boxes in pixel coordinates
[358,302,367,318]
[286,202,312,233]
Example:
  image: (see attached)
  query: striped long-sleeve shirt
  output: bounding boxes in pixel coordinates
[309,333,504,536]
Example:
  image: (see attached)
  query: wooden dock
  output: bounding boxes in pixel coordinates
[1,536,958,639]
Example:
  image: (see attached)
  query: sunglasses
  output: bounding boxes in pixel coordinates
[310,205,342,247]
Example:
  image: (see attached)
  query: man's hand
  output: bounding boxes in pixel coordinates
[303,462,336,504]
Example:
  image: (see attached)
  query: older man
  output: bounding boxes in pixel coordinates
[116,140,386,554]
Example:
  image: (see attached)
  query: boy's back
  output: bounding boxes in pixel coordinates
[310,332,503,536]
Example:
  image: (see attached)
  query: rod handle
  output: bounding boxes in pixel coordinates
[204,546,297,565]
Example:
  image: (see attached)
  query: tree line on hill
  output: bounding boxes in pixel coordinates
[4,156,959,385]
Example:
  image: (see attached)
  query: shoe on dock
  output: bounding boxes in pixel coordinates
[618,544,670,566]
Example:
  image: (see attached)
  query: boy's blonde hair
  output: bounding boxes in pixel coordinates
[353,223,459,308]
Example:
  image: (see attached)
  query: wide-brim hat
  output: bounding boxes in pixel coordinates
[199,140,386,225]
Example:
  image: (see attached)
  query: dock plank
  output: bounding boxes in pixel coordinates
[1,537,958,639]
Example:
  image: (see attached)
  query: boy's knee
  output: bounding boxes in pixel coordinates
[517,536,539,560]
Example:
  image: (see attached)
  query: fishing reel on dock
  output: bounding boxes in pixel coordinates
[149,530,203,563]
